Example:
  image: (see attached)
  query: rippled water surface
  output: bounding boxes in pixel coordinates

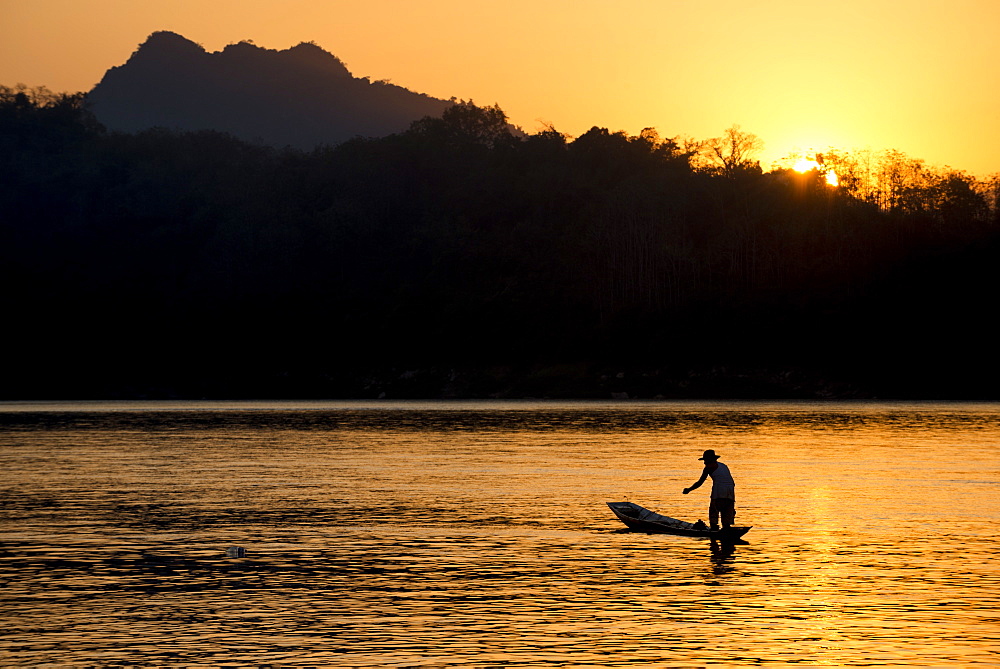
[1,400,998,666]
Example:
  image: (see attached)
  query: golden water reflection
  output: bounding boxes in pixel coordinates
[0,401,998,665]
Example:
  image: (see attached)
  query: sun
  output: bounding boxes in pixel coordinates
[792,156,839,187]
[793,157,821,172]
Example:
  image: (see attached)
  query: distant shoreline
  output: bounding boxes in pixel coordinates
[4,363,996,402]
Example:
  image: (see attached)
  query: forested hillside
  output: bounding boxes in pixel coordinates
[2,86,998,399]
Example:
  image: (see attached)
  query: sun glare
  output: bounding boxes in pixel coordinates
[793,157,839,187]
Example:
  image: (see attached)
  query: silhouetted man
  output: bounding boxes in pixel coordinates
[682,449,736,531]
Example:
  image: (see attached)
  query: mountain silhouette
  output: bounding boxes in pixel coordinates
[86,31,454,148]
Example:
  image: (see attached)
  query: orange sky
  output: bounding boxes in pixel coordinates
[2,0,998,176]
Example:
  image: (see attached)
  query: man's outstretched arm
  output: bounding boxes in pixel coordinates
[683,467,710,494]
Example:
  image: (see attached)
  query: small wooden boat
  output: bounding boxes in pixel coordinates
[607,501,751,540]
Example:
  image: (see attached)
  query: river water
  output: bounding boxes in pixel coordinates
[0,400,997,666]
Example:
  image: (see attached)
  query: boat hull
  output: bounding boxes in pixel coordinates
[607,501,751,540]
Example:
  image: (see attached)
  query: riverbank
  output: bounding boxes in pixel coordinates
[9,360,994,401]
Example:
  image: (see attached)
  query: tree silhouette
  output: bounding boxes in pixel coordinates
[408,100,517,149]
[2,92,999,399]
[701,124,764,178]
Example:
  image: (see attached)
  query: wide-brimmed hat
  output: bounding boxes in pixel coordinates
[698,449,720,461]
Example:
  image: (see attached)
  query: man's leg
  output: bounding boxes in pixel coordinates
[719,498,735,529]
[709,499,720,530]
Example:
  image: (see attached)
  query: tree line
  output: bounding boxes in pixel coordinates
[2,84,999,398]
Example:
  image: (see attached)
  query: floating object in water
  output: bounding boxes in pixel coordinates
[226,546,247,558]
[607,501,751,540]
